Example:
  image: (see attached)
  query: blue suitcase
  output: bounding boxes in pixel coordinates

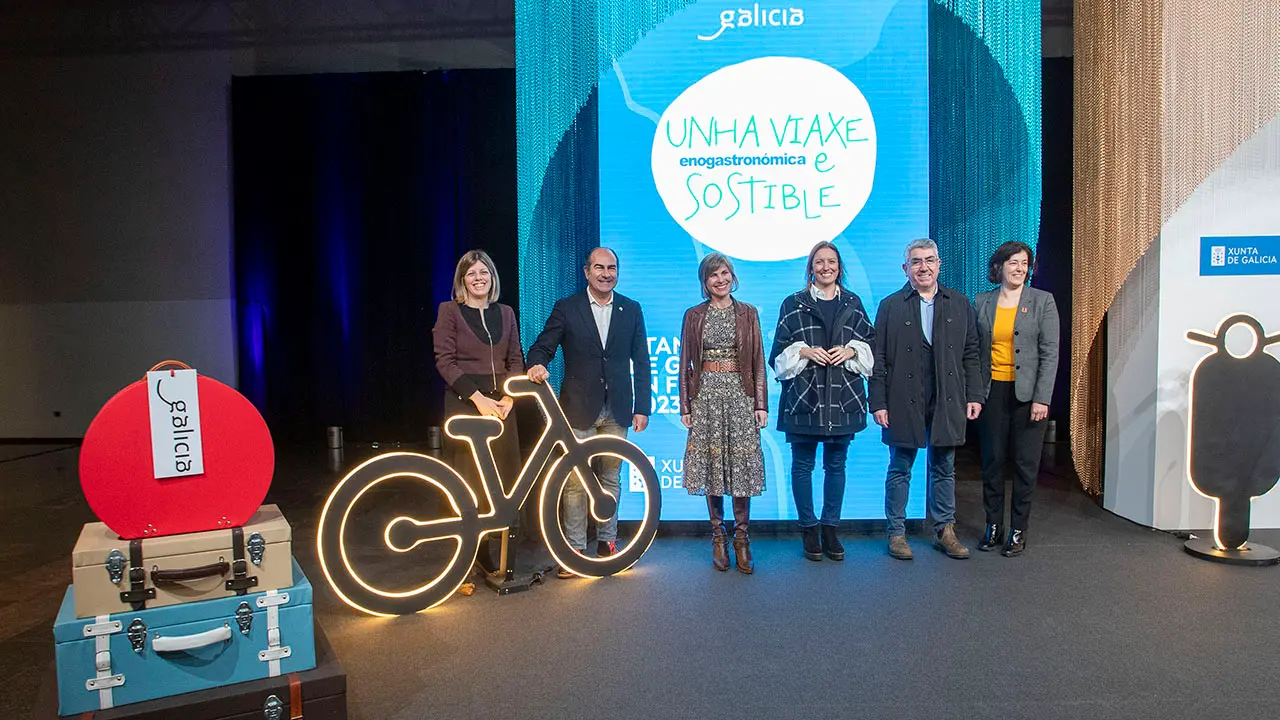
[54,557,316,716]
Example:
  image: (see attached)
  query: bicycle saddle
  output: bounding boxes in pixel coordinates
[444,414,506,441]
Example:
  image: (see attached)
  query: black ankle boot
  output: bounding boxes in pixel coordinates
[978,524,1003,552]
[802,526,822,561]
[1002,529,1026,557]
[820,525,845,561]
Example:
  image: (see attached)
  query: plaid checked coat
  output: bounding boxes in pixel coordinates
[768,289,876,437]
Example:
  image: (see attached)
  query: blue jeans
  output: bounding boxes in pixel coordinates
[790,440,849,527]
[885,439,956,537]
[563,408,627,551]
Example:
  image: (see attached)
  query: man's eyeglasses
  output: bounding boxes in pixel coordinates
[908,256,939,268]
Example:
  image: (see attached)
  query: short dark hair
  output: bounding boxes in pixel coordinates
[584,246,619,269]
[987,241,1036,284]
[697,252,739,299]
[804,241,846,290]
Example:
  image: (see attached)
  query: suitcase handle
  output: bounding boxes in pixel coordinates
[152,623,231,653]
[151,561,230,583]
[147,360,192,373]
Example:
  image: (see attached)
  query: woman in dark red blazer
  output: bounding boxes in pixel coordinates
[432,249,525,571]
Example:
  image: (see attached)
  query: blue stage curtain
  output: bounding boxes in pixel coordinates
[232,71,516,442]
[929,0,1043,300]
[515,0,697,385]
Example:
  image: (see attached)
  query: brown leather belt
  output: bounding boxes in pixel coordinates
[702,360,740,372]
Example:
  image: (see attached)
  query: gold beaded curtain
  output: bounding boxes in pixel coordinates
[1072,0,1280,494]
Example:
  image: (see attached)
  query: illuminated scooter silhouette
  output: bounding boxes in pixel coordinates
[1186,314,1280,551]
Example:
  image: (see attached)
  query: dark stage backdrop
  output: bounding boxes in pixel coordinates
[231,63,1071,444]
[232,70,517,443]
[1037,56,1073,425]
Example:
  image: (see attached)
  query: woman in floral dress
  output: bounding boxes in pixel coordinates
[679,252,768,573]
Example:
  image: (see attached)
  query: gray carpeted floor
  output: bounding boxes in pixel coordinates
[4,443,1279,719]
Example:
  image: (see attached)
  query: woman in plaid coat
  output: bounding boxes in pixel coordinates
[769,241,876,562]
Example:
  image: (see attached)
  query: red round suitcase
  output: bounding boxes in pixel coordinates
[79,361,274,539]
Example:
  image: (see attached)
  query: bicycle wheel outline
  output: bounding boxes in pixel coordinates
[316,452,481,617]
[537,434,662,578]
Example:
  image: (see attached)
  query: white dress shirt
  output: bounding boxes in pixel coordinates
[774,285,874,380]
[589,292,614,347]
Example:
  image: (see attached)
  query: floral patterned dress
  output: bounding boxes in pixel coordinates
[683,305,765,497]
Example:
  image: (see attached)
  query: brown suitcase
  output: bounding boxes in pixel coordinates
[34,621,346,719]
[71,505,293,618]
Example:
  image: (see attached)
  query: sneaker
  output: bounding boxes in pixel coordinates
[933,523,970,559]
[596,540,617,557]
[888,535,914,560]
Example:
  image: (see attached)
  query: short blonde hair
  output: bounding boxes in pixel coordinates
[452,250,501,304]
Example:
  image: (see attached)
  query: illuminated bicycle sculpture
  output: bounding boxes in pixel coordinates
[316,376,662,616]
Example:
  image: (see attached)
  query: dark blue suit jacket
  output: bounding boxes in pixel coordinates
[526,291,652,430]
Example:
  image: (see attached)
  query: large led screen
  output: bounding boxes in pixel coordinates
[603,0,930,520]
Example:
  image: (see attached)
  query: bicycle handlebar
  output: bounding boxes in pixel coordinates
[504,375,546,398]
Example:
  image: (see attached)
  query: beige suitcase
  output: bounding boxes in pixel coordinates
[71,504,292,618]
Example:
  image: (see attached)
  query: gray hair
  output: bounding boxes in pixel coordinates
[697,252,739,298]
[904,238,939,263]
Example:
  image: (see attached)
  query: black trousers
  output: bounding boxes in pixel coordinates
[978,380,1047,530]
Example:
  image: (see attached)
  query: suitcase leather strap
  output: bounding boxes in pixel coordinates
[151,560,230,583]
[119,539,156,611]
[290,673,303,719]
[225,526,259,595]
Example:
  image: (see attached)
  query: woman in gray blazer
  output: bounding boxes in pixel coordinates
[973,241,1059,556]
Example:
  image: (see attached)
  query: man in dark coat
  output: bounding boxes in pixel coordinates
[868,238,984,561]
[527,247,652,577]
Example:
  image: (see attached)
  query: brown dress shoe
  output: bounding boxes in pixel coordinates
[934,523,970,559]
[888,535,914,560]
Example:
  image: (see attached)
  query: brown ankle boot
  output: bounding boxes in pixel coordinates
[713,529,730,571]
[934,523,970,559]
[732,497,754,574]
[708,496,730,571]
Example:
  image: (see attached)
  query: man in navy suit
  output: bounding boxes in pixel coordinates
[527,247,652,577]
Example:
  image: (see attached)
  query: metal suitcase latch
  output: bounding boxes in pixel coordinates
[82,620,122,638]
[247,532,266,566]
[127,619,147,653]
[262,693,284,720]
[258,646,292,662]
[86,673,125,691]
[105,549,127,584]
[236,601,253,635]
[256,592,289,608]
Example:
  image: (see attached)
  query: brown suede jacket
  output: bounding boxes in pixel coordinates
[678,299,768,413]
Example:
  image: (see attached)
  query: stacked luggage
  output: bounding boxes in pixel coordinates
[48,362,342,718]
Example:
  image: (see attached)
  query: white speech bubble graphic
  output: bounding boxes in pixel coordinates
[651,56,877,261]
